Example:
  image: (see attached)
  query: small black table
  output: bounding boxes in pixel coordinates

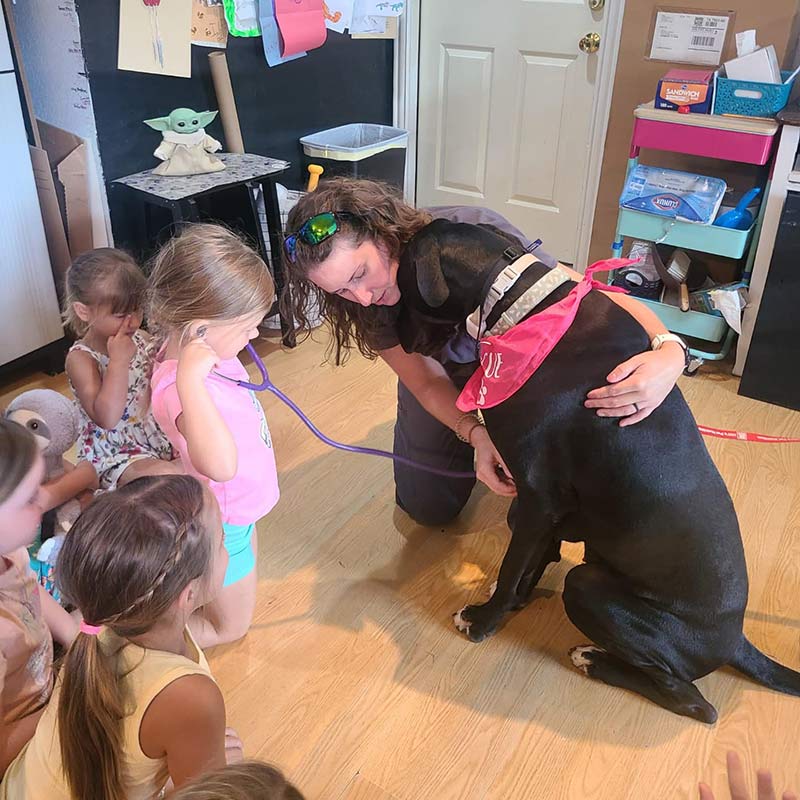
[111,153,296,346]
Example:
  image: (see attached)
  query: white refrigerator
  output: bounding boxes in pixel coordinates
[0,9,63,367]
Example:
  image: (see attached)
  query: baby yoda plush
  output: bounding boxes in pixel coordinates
[144,107,226,176]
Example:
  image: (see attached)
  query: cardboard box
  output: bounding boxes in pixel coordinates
[37,120,93,263]
[655,69,714,113]
[29,144,72,294]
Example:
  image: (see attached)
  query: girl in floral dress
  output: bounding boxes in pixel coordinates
[64,248,181,490]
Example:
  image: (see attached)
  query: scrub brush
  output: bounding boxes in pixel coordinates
[666,249,691,311]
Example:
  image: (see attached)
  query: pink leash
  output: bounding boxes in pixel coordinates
[698,425,800,444]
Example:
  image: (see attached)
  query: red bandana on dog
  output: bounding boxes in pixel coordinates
[457,259,633,411]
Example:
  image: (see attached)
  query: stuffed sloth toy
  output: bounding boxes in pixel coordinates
[5,389,83,548]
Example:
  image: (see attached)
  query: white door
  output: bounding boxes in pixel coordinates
[416,0,607,263]
[0,70,63,366]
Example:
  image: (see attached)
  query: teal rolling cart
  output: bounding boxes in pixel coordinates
[610,104,780,367]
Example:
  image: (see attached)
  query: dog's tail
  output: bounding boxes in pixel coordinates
[729,637,800,696]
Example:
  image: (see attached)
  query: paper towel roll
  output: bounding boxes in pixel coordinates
[208,51,245,154]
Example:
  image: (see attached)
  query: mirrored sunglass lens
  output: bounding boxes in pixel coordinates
[302,213,338,244]
[284,234,298,260]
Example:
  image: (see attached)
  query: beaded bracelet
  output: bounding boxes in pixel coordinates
[454,411,484,444]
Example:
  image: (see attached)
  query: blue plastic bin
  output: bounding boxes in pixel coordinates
[713,70,794,118]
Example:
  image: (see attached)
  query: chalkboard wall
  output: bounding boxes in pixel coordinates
[75,0,394,189]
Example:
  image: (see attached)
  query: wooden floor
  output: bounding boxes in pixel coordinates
[3,334,800,799]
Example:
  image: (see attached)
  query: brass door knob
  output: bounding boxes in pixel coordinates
[579,32,601,53]
[589,0,605,9]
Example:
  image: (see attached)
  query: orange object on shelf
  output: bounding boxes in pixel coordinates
[306,164,324,192]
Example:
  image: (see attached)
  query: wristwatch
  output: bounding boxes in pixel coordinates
[651,333,691,368]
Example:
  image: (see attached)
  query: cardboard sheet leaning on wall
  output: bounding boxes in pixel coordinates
[37,120,94,266]
[28,144,71,296]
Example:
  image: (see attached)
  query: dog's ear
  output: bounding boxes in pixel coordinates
[413,235,450,308]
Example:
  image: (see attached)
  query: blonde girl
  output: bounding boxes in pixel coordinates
[172,761,305,800]
[148,224,279,647]
[0,475,243,799]
[64,248,181,489]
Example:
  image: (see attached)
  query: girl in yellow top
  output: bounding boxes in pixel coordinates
[0,475,242,800]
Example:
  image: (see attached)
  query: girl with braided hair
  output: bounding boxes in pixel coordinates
[0,475,241,800]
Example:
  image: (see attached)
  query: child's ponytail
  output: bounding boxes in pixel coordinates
[58,633,128,800]
[55,474,214,800]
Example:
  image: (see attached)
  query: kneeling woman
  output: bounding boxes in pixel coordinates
[282,178,687,525]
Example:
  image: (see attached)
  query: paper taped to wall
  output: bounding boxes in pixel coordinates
[274,0,327,57]
[222,0,260,36]
[353,0,404,16]
[350,13,386,34]
[649,11,731,66]
[260,0,306,66]
[323,0,354,34]
[118,0,192,78]
[192,0,228,48]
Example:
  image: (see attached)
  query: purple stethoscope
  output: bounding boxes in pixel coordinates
[235,343,475,479]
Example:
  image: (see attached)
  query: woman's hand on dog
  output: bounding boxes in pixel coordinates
[471,426,517,497]
[583,342,685,426]
[698,750,797,800]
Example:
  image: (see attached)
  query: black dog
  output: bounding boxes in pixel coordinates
[396,218,800,723]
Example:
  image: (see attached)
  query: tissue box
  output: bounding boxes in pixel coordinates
[655,69,714,113]
[723,45,781,84]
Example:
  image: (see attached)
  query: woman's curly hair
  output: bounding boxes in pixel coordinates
[280,177,431,364]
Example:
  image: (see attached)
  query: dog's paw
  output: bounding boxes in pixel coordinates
[453,606,471,634]
[569,644,603,675]
[486,580,497,599]
[453,604,498,642]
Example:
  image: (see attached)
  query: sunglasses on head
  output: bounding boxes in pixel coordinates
[284,211,355,263]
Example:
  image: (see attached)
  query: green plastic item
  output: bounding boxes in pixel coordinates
[222,0,261,37]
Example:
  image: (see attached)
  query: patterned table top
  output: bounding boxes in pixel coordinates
[113,153,290,201]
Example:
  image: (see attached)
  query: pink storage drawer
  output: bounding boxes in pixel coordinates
[632,118,775,164]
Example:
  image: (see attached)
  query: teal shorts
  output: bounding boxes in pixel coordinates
[222,522,256,587]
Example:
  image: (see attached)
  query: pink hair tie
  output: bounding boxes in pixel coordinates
[79,620,102,636]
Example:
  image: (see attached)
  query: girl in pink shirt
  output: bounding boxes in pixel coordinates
[148,225,278,647]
